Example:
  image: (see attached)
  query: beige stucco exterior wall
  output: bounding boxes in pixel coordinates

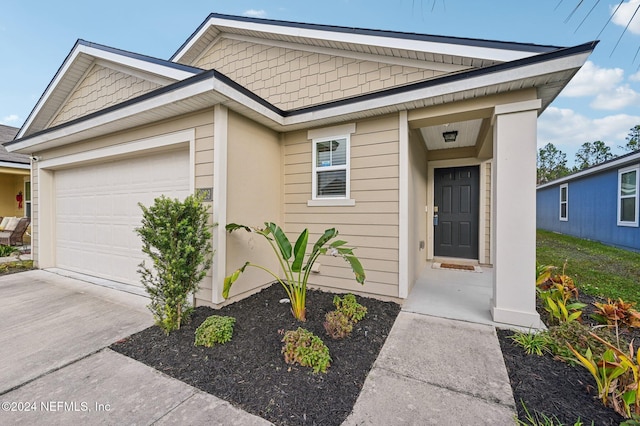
[194,38,444,110]
[408,129,428,292]
[212,111,282,305]
[0,172,28,218]
[49,64,162,128]
[30,110,215,295]
[283,114,400,298]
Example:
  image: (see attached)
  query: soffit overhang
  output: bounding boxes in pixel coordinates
[6,43,595,155]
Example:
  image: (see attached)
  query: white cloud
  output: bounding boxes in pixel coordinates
[611,0,640,35]
[538,107,640,158]
[591,84,640,109]
[242,9,267,18]
[0,114,19,125]
[561,61,624,97]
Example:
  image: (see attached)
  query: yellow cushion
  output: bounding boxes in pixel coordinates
[0,217,9,229]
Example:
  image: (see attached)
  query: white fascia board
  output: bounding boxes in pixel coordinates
[0,161,30,169]
[174,17,541,64]
[283,50,592,127]
[17,43,198,139]
[80,45,197,81]
[537,151,640,189]
[10,77,217,153]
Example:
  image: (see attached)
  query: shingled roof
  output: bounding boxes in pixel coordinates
[0,124,29,165]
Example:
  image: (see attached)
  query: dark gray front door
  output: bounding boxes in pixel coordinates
[433,166,479,259]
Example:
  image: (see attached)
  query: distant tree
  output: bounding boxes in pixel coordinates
[574,141,614,171]
[620,125,640,153]
[537,143,570,184]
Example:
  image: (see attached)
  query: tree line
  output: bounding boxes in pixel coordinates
[537,125,640,184]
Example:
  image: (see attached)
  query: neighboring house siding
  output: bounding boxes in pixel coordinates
[31,111,215,295]
[194,38,444,110]
[283,114,400,298]
[537,166,640,251]
[49,64,162,127]
[0,173,26,217]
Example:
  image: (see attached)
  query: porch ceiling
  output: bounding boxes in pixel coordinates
[419,119,482,151]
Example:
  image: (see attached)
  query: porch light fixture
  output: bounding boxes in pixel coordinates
[442,130,458,143]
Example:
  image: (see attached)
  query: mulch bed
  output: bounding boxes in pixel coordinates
[497,292,640,425]
[110,283,401,426]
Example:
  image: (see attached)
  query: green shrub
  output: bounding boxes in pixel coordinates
[323,310,353,339]
[281,327,331,373]
[0,245,18,257]
[333,293,367,323]
[136,194,213,334]
[194,315,236,347]
[509,330,550,356]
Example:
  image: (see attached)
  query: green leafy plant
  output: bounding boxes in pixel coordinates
[194,315,236,347]
[536,262,586,325]
[136,194,213,334]
[0,245,19,257]
[568,333,640,418]
[333,293,367,323]
[223,223,365,321]
[546,321,624,365]
[620,413,640,425]
[281,327,331,373]
[509,330,550,356]
[323,310,353,339]
[592,298,640,329]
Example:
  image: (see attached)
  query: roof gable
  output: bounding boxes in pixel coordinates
[192,37,452,110]
[18,40,202,139]
[172,13,562,67]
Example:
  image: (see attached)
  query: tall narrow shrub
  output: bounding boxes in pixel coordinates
[136,194,213,333]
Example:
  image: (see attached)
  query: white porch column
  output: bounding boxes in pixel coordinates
[491,99,543,328]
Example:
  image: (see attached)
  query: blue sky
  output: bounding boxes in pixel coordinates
[3,0,640,165]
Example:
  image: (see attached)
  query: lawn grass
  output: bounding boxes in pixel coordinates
[536,229,640,303]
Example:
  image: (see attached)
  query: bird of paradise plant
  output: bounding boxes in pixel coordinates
[222,222,365,321]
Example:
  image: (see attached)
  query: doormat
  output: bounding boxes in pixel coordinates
[432,262,482,272]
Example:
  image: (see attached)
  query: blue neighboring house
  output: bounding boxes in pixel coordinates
[537,150,640,252]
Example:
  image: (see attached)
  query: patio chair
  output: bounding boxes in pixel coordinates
[0,217,30,246]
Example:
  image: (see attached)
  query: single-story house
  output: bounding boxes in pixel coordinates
[0,124,31,220]
[537,150,640,252]
[6,13,595,327]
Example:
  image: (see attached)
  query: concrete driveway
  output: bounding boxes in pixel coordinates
[0,270,270,425]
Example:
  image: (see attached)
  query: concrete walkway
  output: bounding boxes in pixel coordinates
[0,269,517,425]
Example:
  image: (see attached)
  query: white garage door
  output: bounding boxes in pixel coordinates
[55,149,190,286]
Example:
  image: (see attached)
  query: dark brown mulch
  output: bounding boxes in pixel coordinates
[110,284,401,426]
[497,292,640,425]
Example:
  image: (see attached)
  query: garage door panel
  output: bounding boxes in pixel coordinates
[55,149,190,286]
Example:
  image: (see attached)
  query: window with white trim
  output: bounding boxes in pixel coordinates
[312,135,350,200]
[559,183,568,221]
[618,165,639,227]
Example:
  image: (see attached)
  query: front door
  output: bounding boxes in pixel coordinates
[433,166,479,259]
